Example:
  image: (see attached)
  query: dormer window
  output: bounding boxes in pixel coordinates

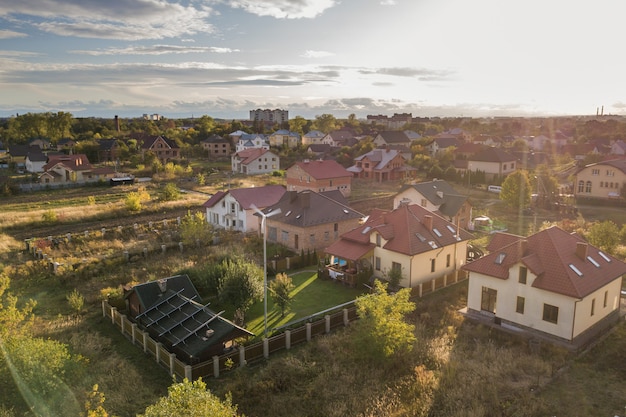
[495,253,506,265]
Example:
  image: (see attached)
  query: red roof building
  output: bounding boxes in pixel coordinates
[285,159,353,197]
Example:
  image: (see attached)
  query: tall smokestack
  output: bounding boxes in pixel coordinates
[115,115,120,132]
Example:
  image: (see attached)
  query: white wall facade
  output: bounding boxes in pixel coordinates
[205,194,258,233]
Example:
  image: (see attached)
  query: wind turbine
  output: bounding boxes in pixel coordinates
[251,204,281,338]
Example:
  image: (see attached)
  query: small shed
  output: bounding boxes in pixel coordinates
[124,275,253,364]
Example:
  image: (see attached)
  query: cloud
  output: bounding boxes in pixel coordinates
[1,0,215,40]
[0,29,27,39]
[362,66,454,81]
[226,0,337,19]
[301,50,334,58]
[380,0,397,5]
[71,45,239,56]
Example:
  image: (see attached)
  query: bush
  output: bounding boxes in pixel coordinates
[42,210,58,223]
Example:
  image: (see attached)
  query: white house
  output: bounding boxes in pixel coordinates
[234,133,269,152]
[231,148,280,175]
[301,130,326,146]
[462,226,626,347]
[202,185,286,233]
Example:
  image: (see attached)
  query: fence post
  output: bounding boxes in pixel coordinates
[285,330,291,349]
[213,356,220,378]
[131,323,137,344]
[179,242,184,252]
[143,331,148,353]
[111,307,117,324]
[325,315,331,333]
[263,338,269,359]
[124,251,129,262]
[431,279,435,293]
[169,353,176,377]
[185,365,192,380]
[306,322,312,342]
[161,244,166,254]
[156,343,162,364]
[120,314,125,335]
[343,309,349,326]
[443,273,448,287]
[101,300,107,318]
[239,345,246,367]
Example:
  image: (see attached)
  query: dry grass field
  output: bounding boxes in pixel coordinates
[1,174,625,416]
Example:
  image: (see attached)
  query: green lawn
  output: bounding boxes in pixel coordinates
[243,270,367,339]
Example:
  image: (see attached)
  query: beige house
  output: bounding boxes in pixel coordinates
[39,154,116,184]
[268,130,301,148]
[325,203,473,289]
[466,147,517,181]
[574,159,626,200]
[463,227,626,347]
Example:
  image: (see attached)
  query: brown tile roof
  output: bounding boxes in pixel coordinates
[43,154,93,171]
[263,190,363,228]
[330,204,473,257]
[234,148,273,165]
[463,226,626,298]
[288,160,351,180]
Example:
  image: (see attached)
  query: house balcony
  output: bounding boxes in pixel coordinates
[319,263,359,288]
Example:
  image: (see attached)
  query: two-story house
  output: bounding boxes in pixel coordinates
[463,226,626,348]
[38,154,116,184]
[393,179,473,229]
[347,148,415,182]
[260,190,364,253]
[203,185,286,233]
[467,147,517,181]
[325,202,473,289]
[133,134,180,162]
[201,134,232,158]
[268,130,301,148]
[574,159,626,200]
[231,148,280,175]
[301,130,326,147]
[285,159,352,197]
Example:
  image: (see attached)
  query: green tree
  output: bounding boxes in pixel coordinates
[500,170,531,209]
[66,289,85,316]
[218,257,264,325]
[162,182,180,201]
[269,273,294,317]
[84,384,109,417]
[353,280,416,361]
[0,274,36,339]
[312,114,338,133]
[586,220,620,254]
[288,116,308,135]
[179,211,213,246]
[139,378,241,417]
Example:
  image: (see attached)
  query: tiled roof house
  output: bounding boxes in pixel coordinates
[285,159,353,197]
[462,226,626,347]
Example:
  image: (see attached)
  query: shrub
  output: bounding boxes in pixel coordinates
[42,210,58,223]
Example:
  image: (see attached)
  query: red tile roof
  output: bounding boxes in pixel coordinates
[327,204,473,258]
[463,226,626,298]
[288,160,351,179]
[234,148,272,165]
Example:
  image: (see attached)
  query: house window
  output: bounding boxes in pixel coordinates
[430,259,435,273]
[542,304,559,324]
[222,201,226,207]
[330,180,333,186]
[324,231,329,241]
[481,287,497,314]
[281,230,289,243]
[446,254,451,268]
[585,181,592,193]
[607,169,614,176]
[516,296,525,314]
[268,227,277,241]
[591,298,595,316]
[376,234,381,247]
[519,266,527,284]
[391,262,401,273]
[375,257,381,271]
[510,162,515,169]
[578,180,584,193]
[592,168,600,175]
[421,198,427,207]
[294,234,299,250]
[604,290,608,308]
[231,202,236,213]
[503,164,507,170]
[309,234,315,245]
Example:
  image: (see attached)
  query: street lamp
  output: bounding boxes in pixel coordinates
[252,205,281,338]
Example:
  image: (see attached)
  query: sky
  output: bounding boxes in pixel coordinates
[1,0,625,120]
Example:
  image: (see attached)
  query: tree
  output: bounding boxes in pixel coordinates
[125,190,150,212]
[161,182,180,201]
[586,220,620,254]
[139,378,241,417]
[312,114,338,133]
[84,384,109,417]
[353,280,416,361]
[179,210,213,246]
[500,170,531,209]
[269,273,294,317]
[218,257,264,325]
[288,116,308,135]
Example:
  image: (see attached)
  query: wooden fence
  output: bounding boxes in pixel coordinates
[102,300,357,381]
[103,269,468,381]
